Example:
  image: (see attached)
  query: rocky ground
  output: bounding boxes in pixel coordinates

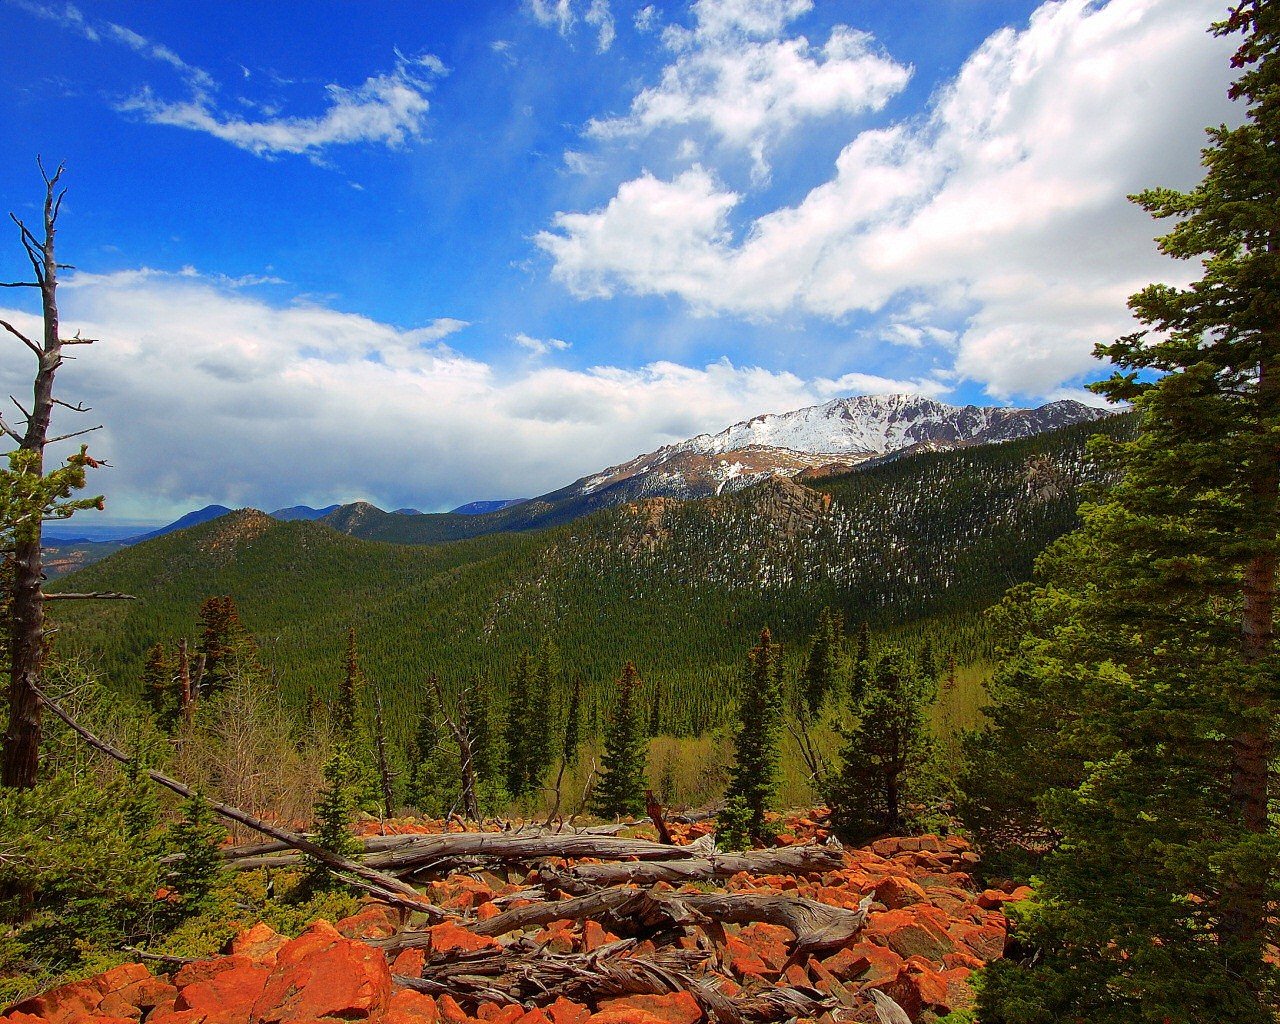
[2,811,1029,1024]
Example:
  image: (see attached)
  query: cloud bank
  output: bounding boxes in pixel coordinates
[0,270,946,520]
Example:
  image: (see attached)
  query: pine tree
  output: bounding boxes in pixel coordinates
[725,628,783,842]
[166,793,227,918]
[562,676,582,766]
[850,621,871,702]
[307,745,362,890]
[829,648,932,844]
[195,595,255,697]
[801,608,842,716]
[976,8,1280,1017]
[504,652,538,798]
[142,643,177,730]
[337,627,363,738]
[407,693,442,812]
[590,662,647,818]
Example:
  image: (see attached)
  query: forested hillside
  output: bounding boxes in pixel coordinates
[50,414,1130,742]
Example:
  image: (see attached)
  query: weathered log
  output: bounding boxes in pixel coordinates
[381,885,870,961]
[391,938,837,1024]
[34,684,447,918]
[367,832,710,875]
[543,843,843,890]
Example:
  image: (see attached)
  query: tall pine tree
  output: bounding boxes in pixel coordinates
[590,662,647,818]
[725,629,783,842]
[976,7,1280,1019]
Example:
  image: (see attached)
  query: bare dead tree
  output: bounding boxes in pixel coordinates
[374,694,396,820]
[1,162,133,790]
[430,675,481,821]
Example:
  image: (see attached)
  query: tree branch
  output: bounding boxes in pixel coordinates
[43,592,137,601]
[51,398,91,413]
[0,318,42,358]
[45,424,103,444]
[0,281,39,289]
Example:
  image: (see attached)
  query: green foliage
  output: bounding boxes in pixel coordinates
[975,9,1280,1018]
[714,795,755,853]
[306,744,362,891]
[196,595,257,699]
[829,647,934,843]
[0,445,104,548]
[725,629,783,842]
[337,627,363,738]
[800,607,844,717]
[48,417,1128,751]
[590,662,647,818]
[166,794,228,920]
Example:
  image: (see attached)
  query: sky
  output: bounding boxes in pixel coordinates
[0,0,1240,527]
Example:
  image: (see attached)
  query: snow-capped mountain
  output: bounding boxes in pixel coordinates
[575,395,1110,502]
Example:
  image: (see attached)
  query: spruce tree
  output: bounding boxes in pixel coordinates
[850,621,872,702]
[504,652,539,798]
[829,648,932,844]
[337,627,363,738]
[562,675,582,766]
[307,745,362,890]
[166,793,227,919]
[142,643,177,731]
[801,607,842,716]
[976,7,1280,1018]
[195,595,255,697]
[725,628,783,842]
[590,662,647,818]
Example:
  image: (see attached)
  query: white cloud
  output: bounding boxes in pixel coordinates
[540,0,1236,398]
[586,0,616,52]
[588,0,910,175]
[0,269,947,519]
[513,332,572,356]
[120,53,445,160]
[529,0,615,51]
[635,5,659,32]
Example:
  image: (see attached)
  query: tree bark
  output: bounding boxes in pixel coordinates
[541,842,843,890]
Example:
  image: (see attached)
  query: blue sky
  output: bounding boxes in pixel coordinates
[0,0,1238,525]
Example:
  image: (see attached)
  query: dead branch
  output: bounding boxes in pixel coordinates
[542,842,844,890]
[43,591,136,601]
[33,683,447,917]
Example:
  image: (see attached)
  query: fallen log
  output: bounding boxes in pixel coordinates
[34,684,447,919]
[380,885,871,960]
[542,843,844,890]
[391,938,838,1024]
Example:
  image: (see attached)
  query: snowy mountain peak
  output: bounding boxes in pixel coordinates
[672,394,1108,458]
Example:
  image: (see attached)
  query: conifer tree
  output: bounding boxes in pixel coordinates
[562,676,582,766]
[166,793,227,919]
[976,10,1280,1016]
[801,608,842,716]
[195,595,254,698]
[407,693,442,812]
[336,627,363,738]
[590,662,647,818]
[829,648,932,843]
[725,629,783,842]
[142,643,177,731]
[307,745,361,890]
[469,677,499,793]
[850,621,871,701]
[504,652,539,798]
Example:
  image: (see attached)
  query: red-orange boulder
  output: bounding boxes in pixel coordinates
[595,993,701,1024]
[251,919,392,1023]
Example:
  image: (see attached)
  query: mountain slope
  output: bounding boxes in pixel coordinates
[321,395,1111,545]
[50,414,1130,740]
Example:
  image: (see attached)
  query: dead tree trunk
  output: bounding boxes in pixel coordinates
[541,842,844,890]
[374,695,395,820]
[1,162,119,789]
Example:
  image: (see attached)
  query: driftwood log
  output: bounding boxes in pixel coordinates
[391,938,838,1024]
[541,842,844,891]
[34,684,447,918]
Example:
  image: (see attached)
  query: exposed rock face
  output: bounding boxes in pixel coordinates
[2,813,1031,1024]
[747,477,833,539]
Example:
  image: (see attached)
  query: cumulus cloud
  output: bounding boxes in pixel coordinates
[540,0,1236,398]
[0,269,944,519]
[588,0,910,175]
[121,52,445,160]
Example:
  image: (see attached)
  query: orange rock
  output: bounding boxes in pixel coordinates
[721,936,769,978]
[866,909,955,963]
[582,920,610,953]
[842,942,903,985]
[97,973,176,1019]
[478,1004,525,1024]
[596,994,700,1024]
[171,957,270,1024]
[736,923,791,971]
[873,875,928,909]
[251,919,392,1023]
[338,902,402,940]
[547,996,591,1024]
[392,948,427,977]
[8,965,154,1024]
[230,923,288,966]
[476,902,502,922]
[429,921,498,953]
[386,989,440,1024]
[437,994,472,1024]
[950,921,1005,961]
[819,947,870,981]
[514,1010,552,1024]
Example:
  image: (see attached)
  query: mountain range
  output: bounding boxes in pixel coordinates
[49,410,1132,738]
[42,393,1109,572]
